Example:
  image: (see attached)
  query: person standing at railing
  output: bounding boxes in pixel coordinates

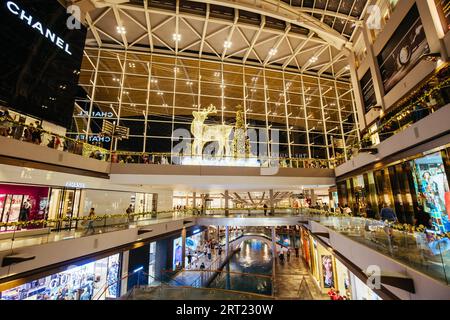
[126,204,133,223]
[0,110,13,137]
[84,208,96,235]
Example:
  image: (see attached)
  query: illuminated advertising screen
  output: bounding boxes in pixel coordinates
[0,253,121,300]
[172,237,183,270]
[377,4,430,93]
[410,152,450,233]
[0,0,86,128]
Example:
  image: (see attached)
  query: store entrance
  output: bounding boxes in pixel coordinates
[48,188,82,231]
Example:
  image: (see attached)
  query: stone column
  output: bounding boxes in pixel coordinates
[192,192,196,208]
[269,189,274,215]
[224,190,229,215]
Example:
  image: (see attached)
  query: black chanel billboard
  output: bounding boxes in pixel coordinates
[0,0,86,128]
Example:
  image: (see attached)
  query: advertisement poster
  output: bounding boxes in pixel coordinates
[360,70,377,113]
[321,255,335,289]
[377,4,430,93]
[0,254,120,300]
[410,152,450,233]
[173,237,183,270]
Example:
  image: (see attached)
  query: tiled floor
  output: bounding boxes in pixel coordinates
[273,256,328,300]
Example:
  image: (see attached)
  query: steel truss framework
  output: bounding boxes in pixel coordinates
[84,0,369,78]
[73,47,360,161]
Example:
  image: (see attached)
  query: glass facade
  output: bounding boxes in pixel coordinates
[337,145,450,232]
[72,49,359,164]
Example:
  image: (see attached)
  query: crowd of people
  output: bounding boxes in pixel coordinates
[185,239,223,270]
[327,287,349,300]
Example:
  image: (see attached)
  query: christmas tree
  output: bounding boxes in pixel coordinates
[232,105,251,159]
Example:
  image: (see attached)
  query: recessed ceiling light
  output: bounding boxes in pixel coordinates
[128,62,135,68]
[172,33,181,41]
[214,71,221,77]
[173,67,180,73]
[157,91,163,95]
[309,56,318,63]
[223,40,232,48]
[186,81,193,86]
[116,26,126,34]
[268,48,278,56]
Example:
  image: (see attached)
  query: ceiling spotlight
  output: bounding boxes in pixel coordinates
[131,103,136,107]
[123,91,129,95]
[220,84,226,89]
[268,48,278,56]
[186,81,193,86]
[173,67,180,73]
[251,89,256,93]
[162,103,168,107]
[251,77,258,82]
[223,40,232,49]
[309,56,318,63]
[128,62,136,68]
[214,71,221,77]
[150,78,158,84]
[172,33,181,41]
[157,91,163,95]
[116,26,126,34]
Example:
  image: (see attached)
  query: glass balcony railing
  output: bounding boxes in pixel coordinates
[348,65,449,160]
[0,116,336,169]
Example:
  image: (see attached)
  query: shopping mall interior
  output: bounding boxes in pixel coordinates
[0,0,449,302]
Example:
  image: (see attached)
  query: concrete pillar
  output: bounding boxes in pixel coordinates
[310,189,317,206]
[269,189,274,215]
[225,225,230,256]
[224,190,229,215]
[181,227,186,269]
[192,192,196,208]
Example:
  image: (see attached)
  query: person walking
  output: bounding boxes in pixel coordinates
[207,246,212,260]
[263,203,268,216]
[84,208,96,235]
[126,204,133,223]
[380,203,397,222]
[187,251,192,266]
[286,247,291,261]
[294,247,299,258]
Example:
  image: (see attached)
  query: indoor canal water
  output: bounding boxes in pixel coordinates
[208,239,273,296]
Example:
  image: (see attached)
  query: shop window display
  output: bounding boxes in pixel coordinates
[0,253,121,300]
[410,152,450,233]
[0,184,50,230]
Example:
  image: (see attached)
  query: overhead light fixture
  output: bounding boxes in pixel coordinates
[173,67,179,73]
[128,62,136,68]
[345,65,350,70]
[309,56,318,63]
[268,48,278,56]
[123,91,129,95]
[251,77,258,82]
[220,84,226,89]
[162,103,168,107]
[186,81,193,86]
[150,78,158,84]
[116,26,126,34]
[172,33,181,41]
[214,71,221,77]
[157,91,163,95]
[223,40,232,48]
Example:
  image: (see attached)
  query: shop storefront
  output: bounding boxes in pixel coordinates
[0,253,121,300]
[337,145,450,232]
[300,226,382,300]
[0,184,50,230]
[0,182,156,232]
